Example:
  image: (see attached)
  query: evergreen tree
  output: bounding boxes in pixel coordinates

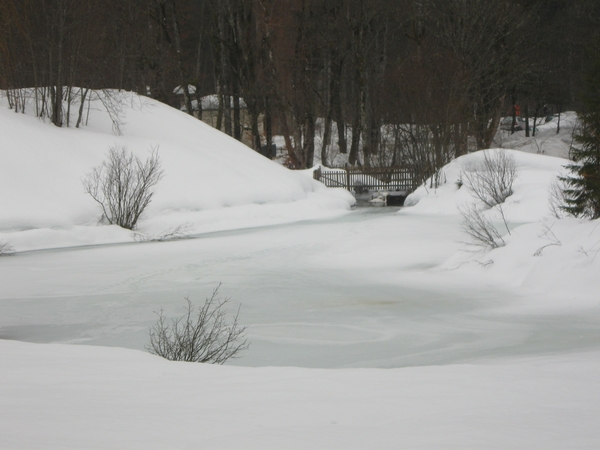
[561,35,600,219]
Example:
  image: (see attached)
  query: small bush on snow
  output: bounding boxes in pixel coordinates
[83,145,163,230]
[0,240,15,256]
[147,285,249,364]
[459,150,517,249]
[463,150,518,208]
[458,203,505,249]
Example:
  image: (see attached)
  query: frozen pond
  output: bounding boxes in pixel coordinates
[1,207,599,368]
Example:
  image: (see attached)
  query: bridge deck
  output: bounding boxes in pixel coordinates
[313,166,417,193]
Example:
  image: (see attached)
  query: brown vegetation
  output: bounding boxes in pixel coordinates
[1,0,598,177]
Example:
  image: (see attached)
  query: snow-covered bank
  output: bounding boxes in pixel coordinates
[403,149,600,312]
[2,339,599,450]
[0,90,354,252]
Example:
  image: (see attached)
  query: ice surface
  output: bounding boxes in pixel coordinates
[2,208,599,370]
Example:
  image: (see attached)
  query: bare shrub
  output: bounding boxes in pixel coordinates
[133,223,195,242]
[0,241,15,256]
[463,150,518,208]
[83,146,163,230]
[534,223,562,256]
[459,150,517,247]
[392,123,457,189]
[459,203,505,249]
[147,285,249,364]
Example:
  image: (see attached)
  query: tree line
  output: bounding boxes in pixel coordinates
[1,0,599,177]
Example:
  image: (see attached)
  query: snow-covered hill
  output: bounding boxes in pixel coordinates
[0,90,354,251]
[403,148,600,311]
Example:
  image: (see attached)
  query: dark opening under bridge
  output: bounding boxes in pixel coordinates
[313,166,418,195]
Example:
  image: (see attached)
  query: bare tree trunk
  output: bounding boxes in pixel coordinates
[304,114,316,168]
[349,118,361,165]
[233,93,241,141]
[248,100,262,150]
[511,98,517,134]
[533,103,539,137]
[332,58,347,154]
[281,112,299,168]
[167,0,193,116]
[484,102,504,148]
[224,94,232,135]
[265,94,273,158]
[52,5,65,127]
[76,87,90,128]
[216,90,223,130]
[322,113,332,167]
[218,9,232,136]
[65,86,72,126]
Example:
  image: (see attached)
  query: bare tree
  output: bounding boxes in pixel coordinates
[423,0,531,150]
[2,0,595,158]
[147,285,249,364]
[83,146,163,230]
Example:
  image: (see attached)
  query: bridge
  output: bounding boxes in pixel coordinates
[313,166,418,195]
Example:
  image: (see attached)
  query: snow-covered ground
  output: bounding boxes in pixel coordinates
[0,90,354,252]
[494,112,578,159]
[3,340,599,449]
[1,91,599,448]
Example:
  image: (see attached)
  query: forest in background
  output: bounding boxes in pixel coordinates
[1,0,599,177]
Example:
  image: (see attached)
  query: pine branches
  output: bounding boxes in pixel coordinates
[561,36,600,219]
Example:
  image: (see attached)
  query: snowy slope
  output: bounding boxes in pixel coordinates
[495,112,578,158]
[404,149,600,311]
[0,90,354,251]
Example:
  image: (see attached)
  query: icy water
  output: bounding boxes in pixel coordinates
[1,207,599,368]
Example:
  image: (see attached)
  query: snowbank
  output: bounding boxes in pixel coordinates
[0,90,354,251]
[404,149,566,220]
[403,148,600,311]
[2,338,599,449]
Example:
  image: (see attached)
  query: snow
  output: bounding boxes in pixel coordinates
[1,90,600,448]
[494,112,578,159]
[0,90,354,251]
[404,148,600,312]
[2,339,599,449]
